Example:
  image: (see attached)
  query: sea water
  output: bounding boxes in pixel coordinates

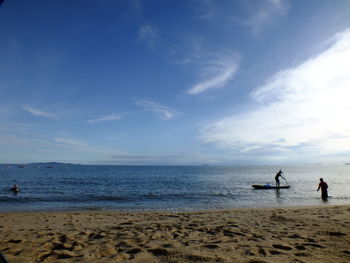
[0,165,349,212]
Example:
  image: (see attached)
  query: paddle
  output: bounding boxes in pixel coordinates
[282,172,289,185]
[280,169,289,185]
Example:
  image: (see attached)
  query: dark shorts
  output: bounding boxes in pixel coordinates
[322,191,328,199]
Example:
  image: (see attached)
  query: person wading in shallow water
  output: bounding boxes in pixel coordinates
[317,178,328,200]
[275,170,285,187]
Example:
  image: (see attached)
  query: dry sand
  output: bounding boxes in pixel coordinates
[1,205,350,263]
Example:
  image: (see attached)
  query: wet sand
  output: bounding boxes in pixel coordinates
[1,205,350,263]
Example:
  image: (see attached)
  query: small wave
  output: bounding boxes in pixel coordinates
[0,196,42,203]
[91,195,133,202]
[0,192,234,204]
[330,196,350,200]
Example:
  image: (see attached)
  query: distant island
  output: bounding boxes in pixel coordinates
[28,162,80,166]
[3,162,81,168]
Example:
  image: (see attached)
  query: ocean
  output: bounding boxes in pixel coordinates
[0,165,349,212]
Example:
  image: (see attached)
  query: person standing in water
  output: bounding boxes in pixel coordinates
[317,178,328,200]
[275,170,285,187]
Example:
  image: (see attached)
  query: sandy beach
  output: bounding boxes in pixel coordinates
[1,205,350,263]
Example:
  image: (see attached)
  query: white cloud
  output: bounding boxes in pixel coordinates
[22,106,56,119]
[200,29,350,161]
[135,100,179,120]
[87,113,124,124]
[137,24,159,47]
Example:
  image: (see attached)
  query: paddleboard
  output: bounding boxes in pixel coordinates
[252,184,290,189]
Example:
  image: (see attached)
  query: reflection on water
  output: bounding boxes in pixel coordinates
[275,188,281,200]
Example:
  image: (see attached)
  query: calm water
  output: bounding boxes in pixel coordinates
[0,165,349,212]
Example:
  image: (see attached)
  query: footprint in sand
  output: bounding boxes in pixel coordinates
[302,243,324,248]
[327,231,346,237]
[186,253,213,261]
[148,247,170,256]
[116,241,132,251]
[294,245,306,250]
[202,244,220,249]
[244,249,255,256]
[8,239,22,244]
[258,248,267,256]
[88,232,107,240]
[126,248,142,255]
[288,233,302,239]
[162,243,174,248]
[120,222,134,226]
[272,244,293,250]
[295,252,311,257]
[269,250,284,255]
[247,260,268,263]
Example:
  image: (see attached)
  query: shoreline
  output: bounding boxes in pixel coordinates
[0,199,344,214]
[0,203,348,214]
[1,205,350,262]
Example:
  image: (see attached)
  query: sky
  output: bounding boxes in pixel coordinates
[1,0,350,165]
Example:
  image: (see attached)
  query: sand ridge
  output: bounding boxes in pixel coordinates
[0,205,350,262]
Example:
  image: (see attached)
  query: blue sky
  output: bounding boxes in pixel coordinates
[1,0,350,165]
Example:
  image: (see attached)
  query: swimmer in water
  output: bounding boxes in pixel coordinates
[11,184,20,194]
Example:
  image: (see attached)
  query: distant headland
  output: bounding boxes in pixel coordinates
[3,162,81,168]
[28,162,80,166]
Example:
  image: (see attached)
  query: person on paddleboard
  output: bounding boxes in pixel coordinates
[317,178,328,200]
[275,170,285,187]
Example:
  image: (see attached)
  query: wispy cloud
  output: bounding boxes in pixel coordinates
[194,0,289,35]
[130,0,142,12]
[22,106,56,119]
[53,137,90,148]
[188,61,239,95]
[186,50,240,95]
[135,99,179,120]
[137,24,159,48]
[193,0,217,20]
[243,0,289,35]
[200,29,350,162]
[268,0,289,12]
[87,113,124,124]
[52,136,123,156]
[0,131,125,163]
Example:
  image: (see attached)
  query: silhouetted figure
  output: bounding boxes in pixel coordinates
[317,178,328,200]
[11,184,20,194]
[275,170,285,187]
